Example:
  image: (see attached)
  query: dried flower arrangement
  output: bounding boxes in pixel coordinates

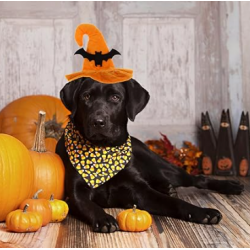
[145,133,202,175]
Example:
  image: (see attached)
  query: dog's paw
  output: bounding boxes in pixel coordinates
[219,180,244,195]
[93,213,119,233]
[187,208,222,225]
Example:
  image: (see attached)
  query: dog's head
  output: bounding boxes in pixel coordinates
[60,78,150,146]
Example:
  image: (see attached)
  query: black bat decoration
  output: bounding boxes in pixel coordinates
[75,48,121,67]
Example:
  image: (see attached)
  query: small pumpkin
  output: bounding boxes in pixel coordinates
[6,204,42,233]
[0,134,34,222]
[49,195,69,222]
[116,205,152,232]
[30,111,65,199]
[19,189,52,226]
[0,95,70,152]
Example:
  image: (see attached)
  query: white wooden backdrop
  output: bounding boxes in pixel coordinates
[0,1,249,146]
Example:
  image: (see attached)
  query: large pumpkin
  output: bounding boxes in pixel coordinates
[0,95,70,152]
[0,134,34,221]
[30,111,65,199]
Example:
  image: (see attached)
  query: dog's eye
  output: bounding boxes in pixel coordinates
[111,95,120,102]
[83,94,91,101]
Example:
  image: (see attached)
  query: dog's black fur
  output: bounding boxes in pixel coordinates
[56,77,244,233]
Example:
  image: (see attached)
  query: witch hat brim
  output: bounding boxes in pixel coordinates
[66,68,133,84]
[66,24,133,84]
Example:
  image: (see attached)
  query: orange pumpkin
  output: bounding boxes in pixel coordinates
[116,205,152,232]
[0,134,34,222]
[19,189,52,226]
[0,95,70,152]
[30,111,65,199]
[6,204,43,233]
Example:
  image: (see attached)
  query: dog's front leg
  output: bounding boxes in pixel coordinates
[67,184,119,233]
[56,137,119,233]
[136,186,222,225]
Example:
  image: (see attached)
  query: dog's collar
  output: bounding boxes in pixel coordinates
[64,121,132,188]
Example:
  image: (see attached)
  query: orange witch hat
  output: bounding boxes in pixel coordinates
[66,24,133,84]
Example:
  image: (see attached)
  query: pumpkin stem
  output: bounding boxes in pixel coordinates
[33,189,43,199]
[32,111,47,152]
[50,194,54,201]
[133,205,137,212]
[23,204,29,213]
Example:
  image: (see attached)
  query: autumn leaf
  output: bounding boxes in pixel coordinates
[145,133,202,175]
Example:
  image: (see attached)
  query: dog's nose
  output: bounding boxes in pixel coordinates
[93,118,106,128]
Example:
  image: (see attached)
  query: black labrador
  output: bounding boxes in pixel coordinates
[56,77,244,233]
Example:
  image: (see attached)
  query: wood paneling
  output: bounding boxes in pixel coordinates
[123,17,195,126]
[240,2,250,112]
[0,2,77,19]
[219,2,243,136]
[0,19,73,109]
[195,2,222,133]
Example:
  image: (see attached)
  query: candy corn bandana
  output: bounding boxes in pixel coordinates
[64,121,132,188]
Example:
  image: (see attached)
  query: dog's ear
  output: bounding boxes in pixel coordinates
[60,78,85,119]
[124,79,150,121]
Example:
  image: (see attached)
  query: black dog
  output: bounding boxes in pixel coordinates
[56,77,244,233]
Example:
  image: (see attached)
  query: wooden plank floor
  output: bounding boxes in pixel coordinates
[1,176,250,248]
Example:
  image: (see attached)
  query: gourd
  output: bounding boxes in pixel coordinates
[29,111,65,199]
[0,134,34,221]
[116,205,152,232]
[6,204,43,233]
[49,195,69,222]
[19,189,52,226]
[0,95,70,152]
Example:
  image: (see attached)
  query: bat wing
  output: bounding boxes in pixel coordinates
[102,49,121,61]
[74,48,95,61]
